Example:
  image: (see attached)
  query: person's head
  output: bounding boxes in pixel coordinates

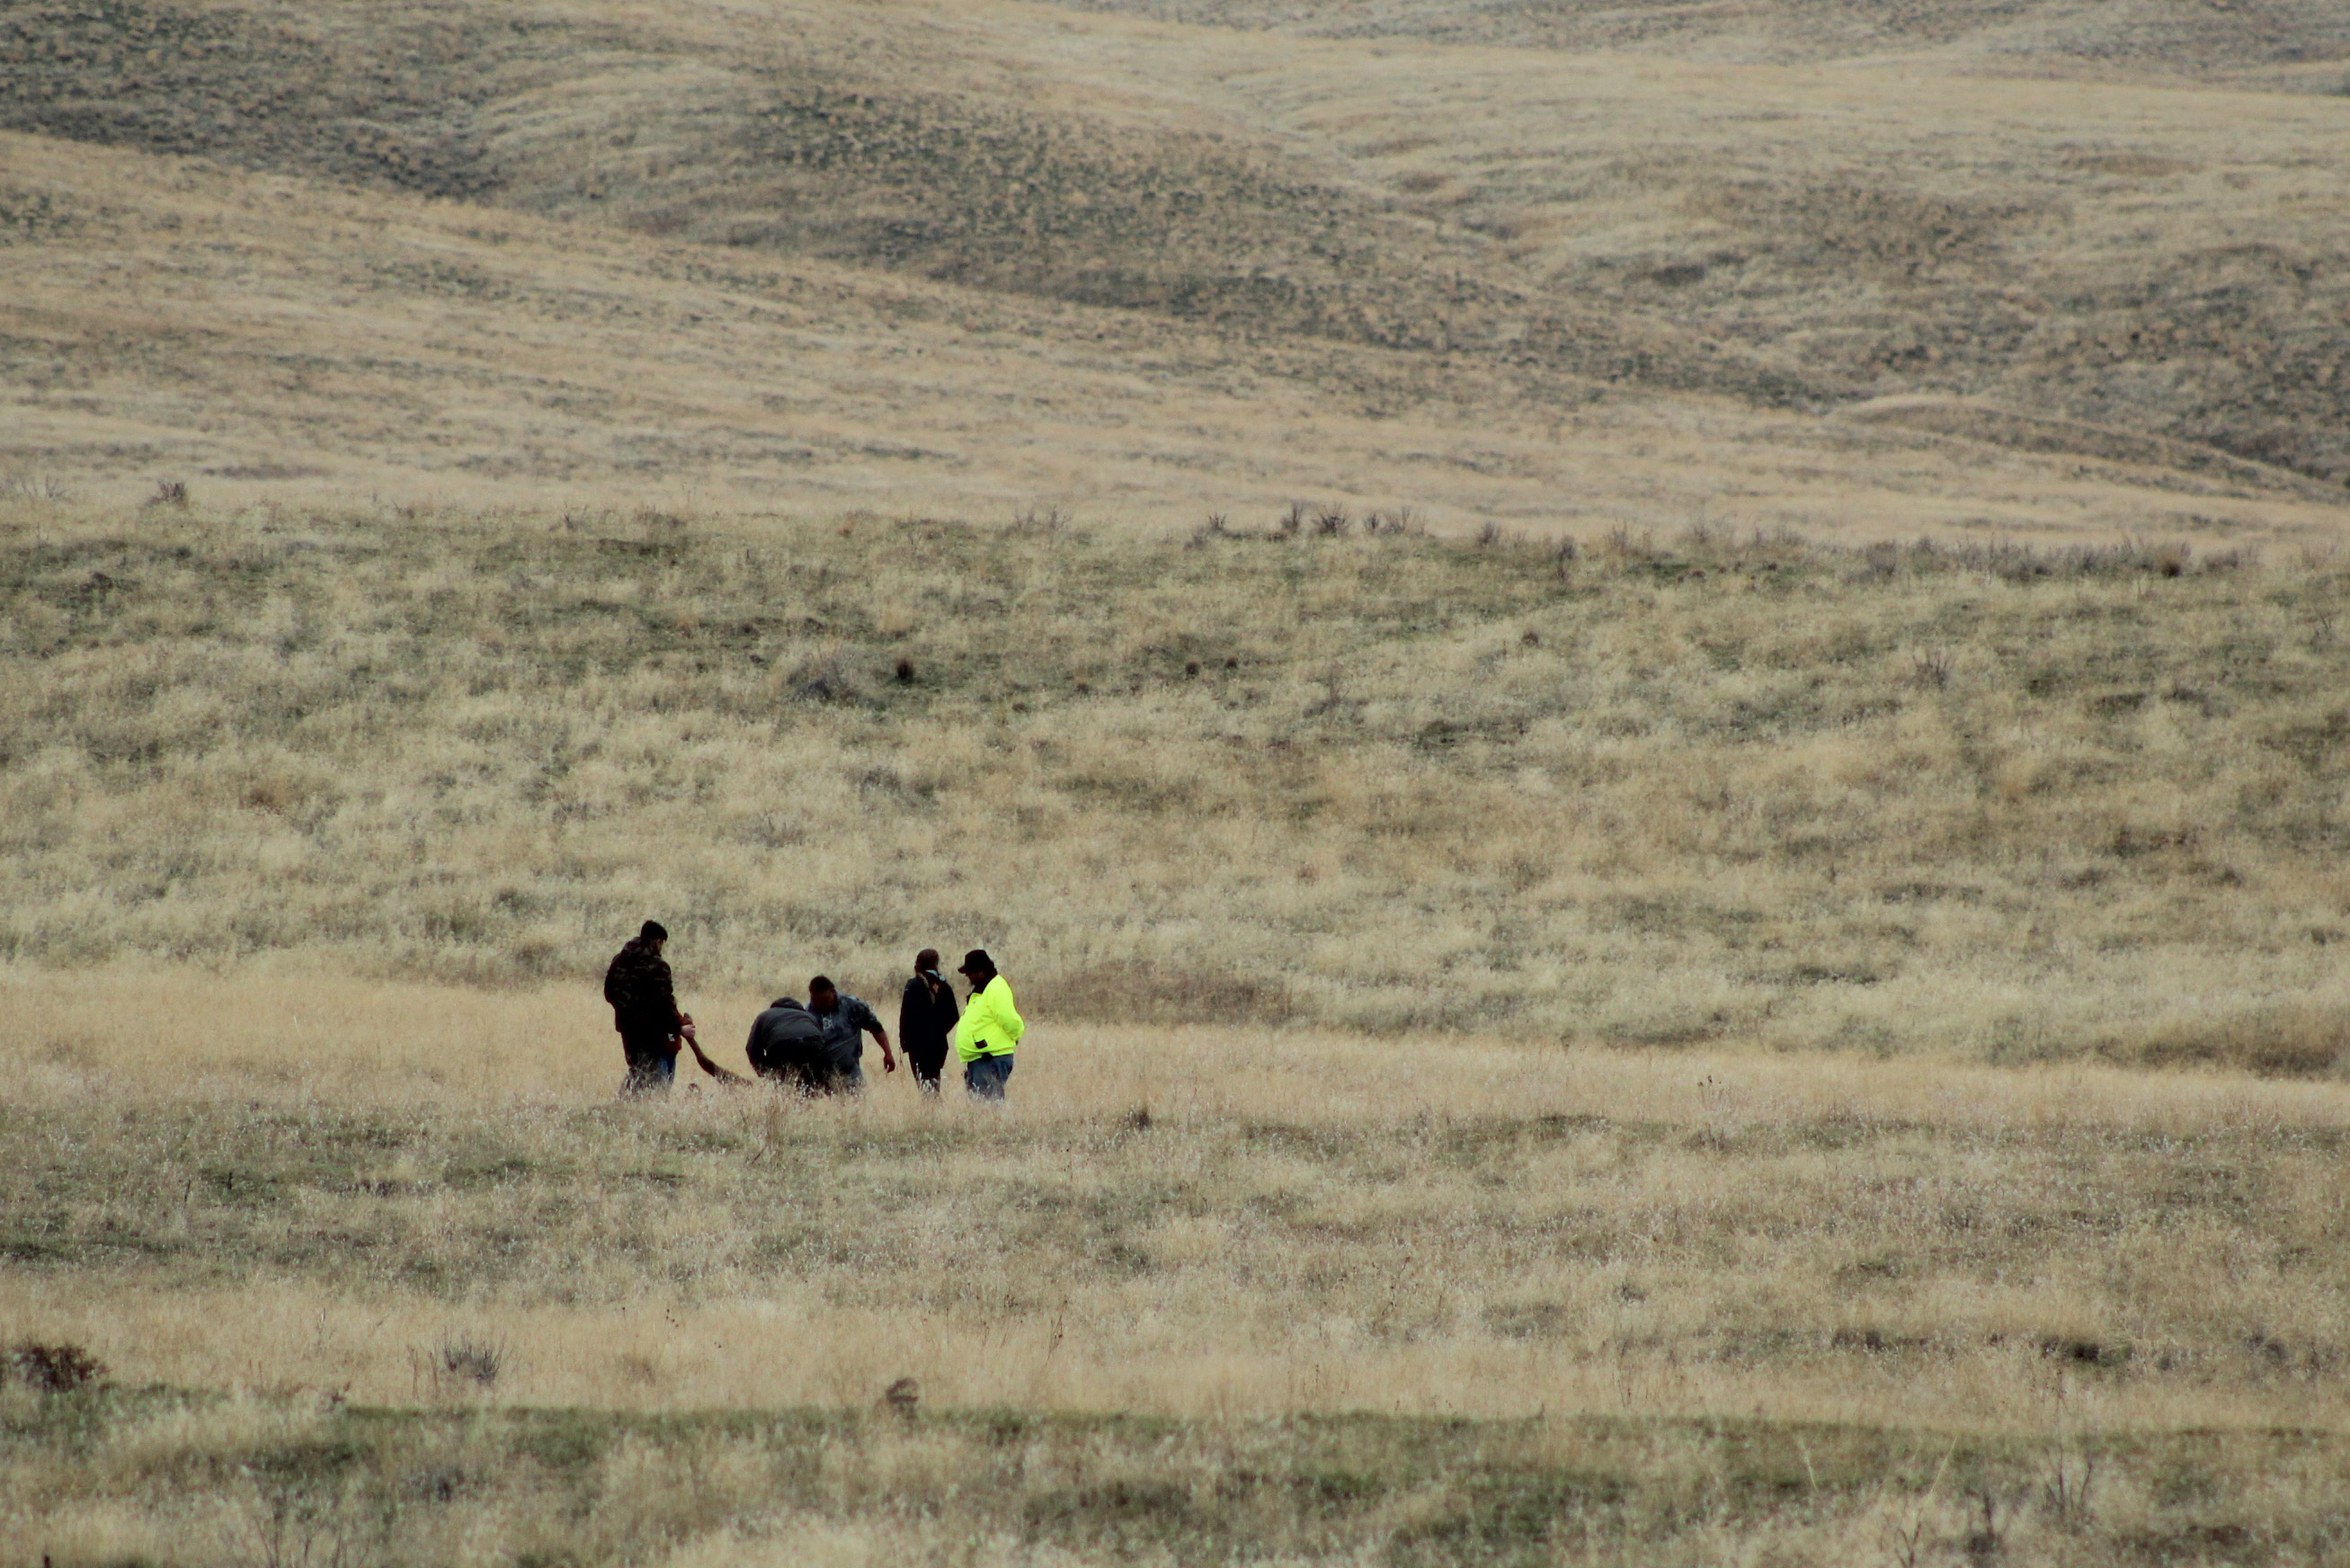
[915,948,941,979]
[808,976,837,1011]
[956,949,996,985]
[638,919,669,950]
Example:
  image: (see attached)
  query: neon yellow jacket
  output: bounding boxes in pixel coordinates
[956,975,1023,1062]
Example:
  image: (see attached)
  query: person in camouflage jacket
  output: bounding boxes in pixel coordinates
[605,920,685,1093]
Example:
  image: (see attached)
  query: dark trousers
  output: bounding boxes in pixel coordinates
[965,1053,1013,1100]
[905,1042,949,1093]
[620,1034,676,1096]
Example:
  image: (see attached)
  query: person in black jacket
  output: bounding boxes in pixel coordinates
[744,994,831,1093]
[897,949,961,1095]
[604,920,694,1094]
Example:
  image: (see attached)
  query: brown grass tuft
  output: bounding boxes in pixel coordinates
[9,1341,105,1394]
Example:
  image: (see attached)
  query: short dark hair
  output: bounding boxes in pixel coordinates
[639,920,668,942]
[808,976,835,994]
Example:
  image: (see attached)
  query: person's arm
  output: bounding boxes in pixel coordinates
[989,978,1025,1050]
[682,1015,749,1086]
[859,999,895,1074]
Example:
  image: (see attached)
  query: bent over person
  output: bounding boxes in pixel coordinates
[605,920,690,1094]
[954,949,1022,1100]
[743,993,829,1093]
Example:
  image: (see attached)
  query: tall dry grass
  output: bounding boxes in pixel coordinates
[5,501,2350,1072]
[10,1383,2342,1566]
[7,967,2349,1431]
[8,505,2350,1563]
[5,967,2350,1562]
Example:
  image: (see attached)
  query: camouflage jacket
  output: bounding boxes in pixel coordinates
[603,938,680,1041]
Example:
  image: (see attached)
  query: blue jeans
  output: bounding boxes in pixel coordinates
[622,1052,675,1096]
[964,1054,1013,1100]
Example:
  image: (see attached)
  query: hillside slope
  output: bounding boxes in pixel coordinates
[3,0,2348,512]
[30,130,2327,538]
[1047,0,2350,85]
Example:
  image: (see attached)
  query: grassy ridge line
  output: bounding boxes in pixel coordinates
[5,1382,2344,1565]
[1037,0,2350,83]
[17,127,2194,539]
[4,0,2350,493]
[0,0,1731,399]
[6,501,2350,1067]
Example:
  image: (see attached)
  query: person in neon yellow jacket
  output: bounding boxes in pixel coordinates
[953,949,1023,1100]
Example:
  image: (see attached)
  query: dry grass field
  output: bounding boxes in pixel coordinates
[7,979,2350,1563]
[6,499,2350,1561]
[8,500,2350,1068]
[8,0,2350,1562]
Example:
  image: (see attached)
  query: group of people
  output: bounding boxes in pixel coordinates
[602,922,1024,1100]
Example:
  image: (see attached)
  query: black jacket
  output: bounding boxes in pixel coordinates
[604,938,679,1042]
[898,975,960,1060]
[745,999,830,1090]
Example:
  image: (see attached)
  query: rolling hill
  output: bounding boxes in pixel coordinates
[2,0,2347,537]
